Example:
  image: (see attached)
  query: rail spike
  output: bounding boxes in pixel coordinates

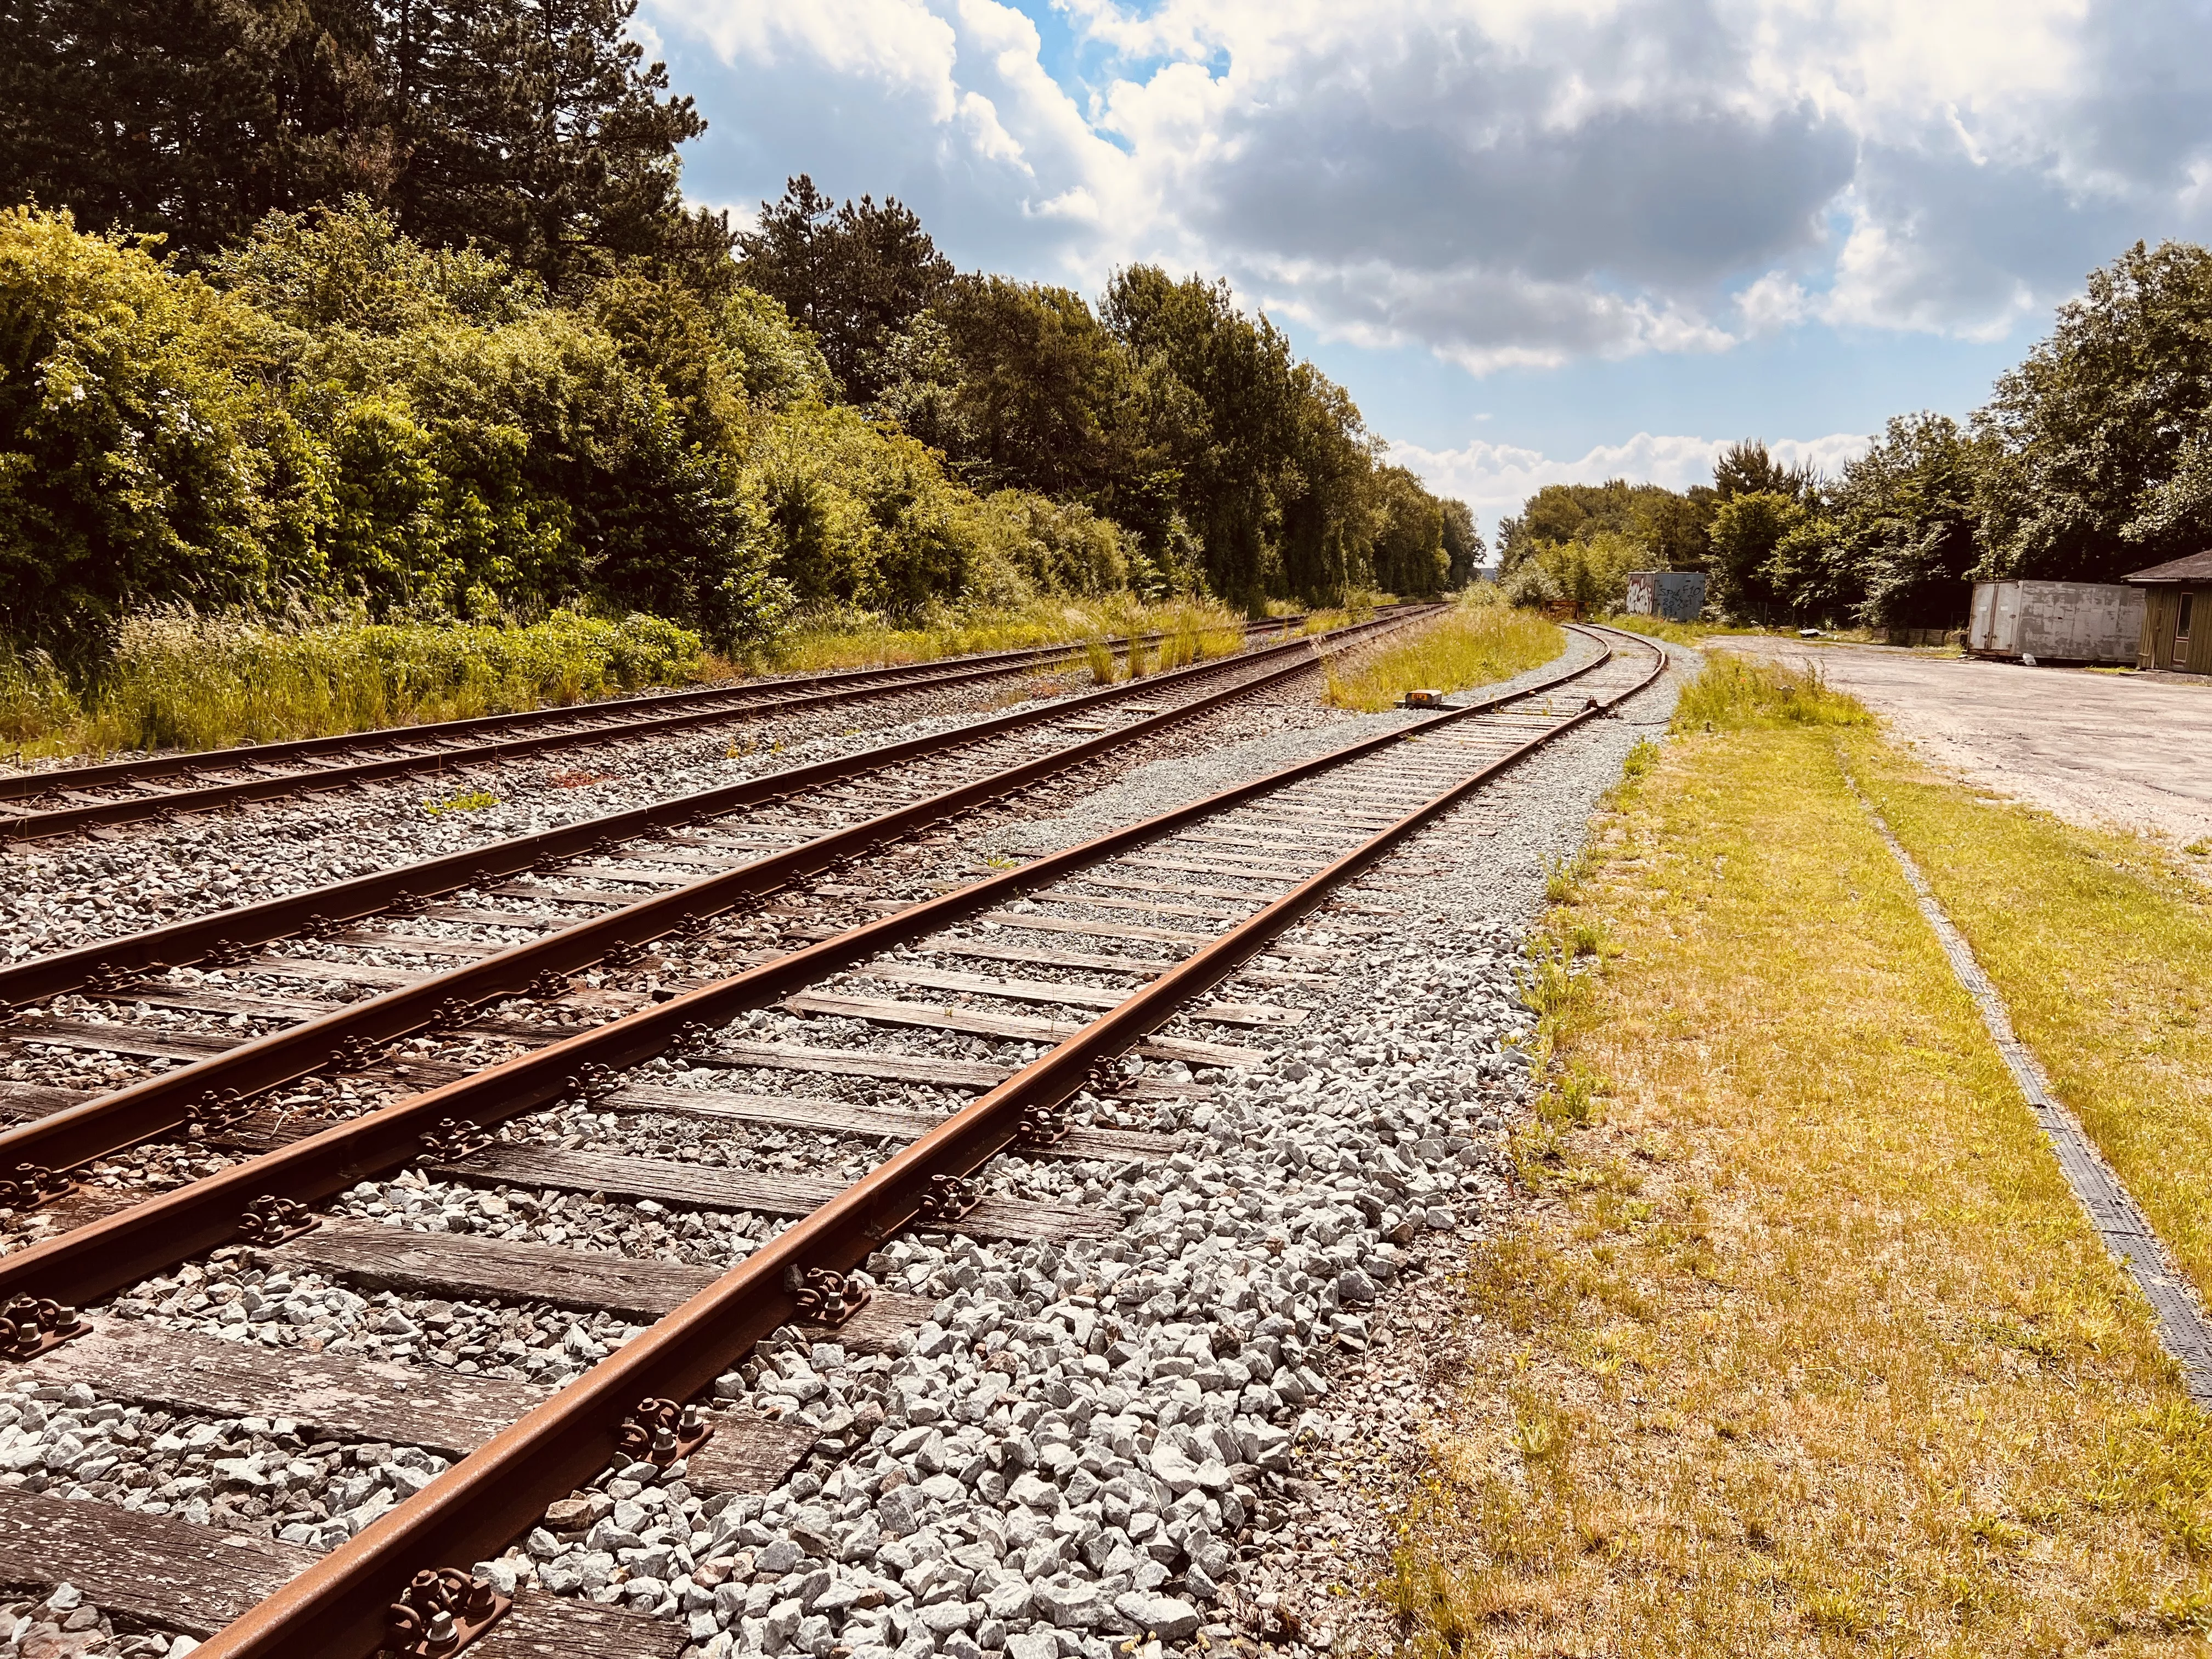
[237,1194,319,1247]
[385,1567,510,1658]
[1017,1102,1071,1147]
[614,1396,714,1468]
[788,1267,871,1329]
[916,1173,982,1223]
[184,1089,251,1139]
[0,1295,86,1362]
[416,1118,492,1163]
[0,1164,75,1211]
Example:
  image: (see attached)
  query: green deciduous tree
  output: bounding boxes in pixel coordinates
[0,206,308,656]
[1440,498,1484,586]
[1707,490,1806,620]
[1974,239,2212,581]
[1824,412,1979,627]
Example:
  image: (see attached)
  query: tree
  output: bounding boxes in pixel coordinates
[735,176,951,401]
[1440,498,1483,585]
[887,275,1131,498]
[1826,413,1979,627]
[0,206,304,654]
[388,0,722,289]
[1367,466,1449,597]
[1707,490,1807,619]
[0,0,392,258]
[1497,478,1700,573]
[1974,239,2212,581]
[1101,266,1301,604]
[1712,438,1816,503]
[1635,486,1716,571]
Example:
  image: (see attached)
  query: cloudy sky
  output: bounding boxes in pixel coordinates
[639,0,2212,532]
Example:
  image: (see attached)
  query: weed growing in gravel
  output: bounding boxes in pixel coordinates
[1541,848,1594,906]
[423,788,500,816]
[1085,639,1116,684]
[1389,707,2212,1656]
[1325,591,1562,712]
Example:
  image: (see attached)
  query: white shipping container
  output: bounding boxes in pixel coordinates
[1966,580,2143,664]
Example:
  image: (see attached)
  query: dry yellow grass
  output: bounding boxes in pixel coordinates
[1847,738,2212,1315]
[1387,664,2212,1656]
[1324,595,1563,712]
[752,596,1249,675]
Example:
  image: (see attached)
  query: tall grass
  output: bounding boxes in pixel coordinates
[752,595,1248,675]
[1669,656,1874,731]
[1,607,708,761]
[1323,590,1562,712]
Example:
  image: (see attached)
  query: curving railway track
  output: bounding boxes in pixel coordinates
[0,622,1666,1659]
[0,613,1347,844]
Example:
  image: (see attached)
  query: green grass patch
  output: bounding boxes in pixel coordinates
[1388,707,2212,1657]
[1324,591,1562,712]
[1849,735,2212,1317]
[1671,654,1873,731]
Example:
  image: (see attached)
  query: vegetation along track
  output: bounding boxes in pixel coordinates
[0,613,1345,843]
[0,623,1665,1657]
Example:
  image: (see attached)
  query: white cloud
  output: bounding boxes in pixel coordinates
[1394,429,1875,530]
[649,0,2212,367]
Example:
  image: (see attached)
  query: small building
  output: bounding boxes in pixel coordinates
[1965,579,2143,664]
[1624,569,1706,623]
[2124,551,2212,674]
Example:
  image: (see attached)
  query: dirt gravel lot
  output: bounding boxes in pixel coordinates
[1709,636,2212,845]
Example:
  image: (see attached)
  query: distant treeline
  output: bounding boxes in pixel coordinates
[1499,239,2212,627]
[0,0,1474,662]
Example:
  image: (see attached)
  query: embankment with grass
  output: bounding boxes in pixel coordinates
[1388,658,2212,1656]
[1324,593,1563,712]
[1,608,709,761]
[0,593,1292,764]
[759,596,1253,681]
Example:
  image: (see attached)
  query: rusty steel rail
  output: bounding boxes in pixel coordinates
[0,610,1425,1014]
[0,611,1436,1176]
[0,613,1353,843]
[180,624,1669,1659]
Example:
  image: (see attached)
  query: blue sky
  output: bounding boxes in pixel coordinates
[638,0,2212,533]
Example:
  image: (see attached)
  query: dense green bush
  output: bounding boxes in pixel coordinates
[0,205,306,653]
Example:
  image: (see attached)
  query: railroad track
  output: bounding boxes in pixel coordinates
[0,613,1348,844]
[0,609,1430,1181]
[0,623,1664,1659]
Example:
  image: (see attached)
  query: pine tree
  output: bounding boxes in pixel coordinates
[0,0,390,256]
[388,0,720,287]
[736,176,952,399]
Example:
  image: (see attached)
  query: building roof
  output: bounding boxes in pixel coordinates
[2123,550,2212,584]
